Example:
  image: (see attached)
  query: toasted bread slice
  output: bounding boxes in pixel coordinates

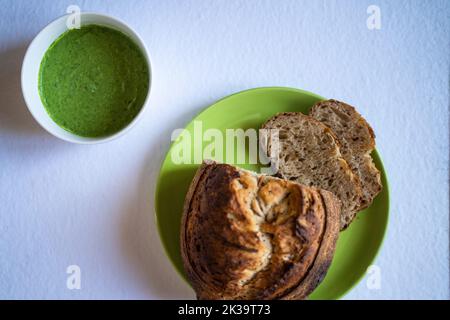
[261,112,363,229]
[310,100,382,210]
[181,161,340,300]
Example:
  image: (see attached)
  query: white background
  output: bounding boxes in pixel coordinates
[0,0,449,299]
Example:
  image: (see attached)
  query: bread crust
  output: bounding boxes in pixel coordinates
[281,190,340,299]
[181,161,340,300]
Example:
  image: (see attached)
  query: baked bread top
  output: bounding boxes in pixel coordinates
[261,112,363,229]
[309,100,382,210]
[181,161,340,300]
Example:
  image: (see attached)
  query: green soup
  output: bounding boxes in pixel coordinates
[38,25,149,137]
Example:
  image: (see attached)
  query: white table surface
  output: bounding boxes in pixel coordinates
[0,0,449,299]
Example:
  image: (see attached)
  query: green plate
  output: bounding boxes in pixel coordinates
[155,87,389,299]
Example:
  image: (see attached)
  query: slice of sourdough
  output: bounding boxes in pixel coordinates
[181,161,340,300]
[309,100,382,210]
[261,112,363,229]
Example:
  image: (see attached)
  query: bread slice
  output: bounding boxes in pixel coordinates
[261,112,363,229]
[309,100,382,210]
[181,161,340,300]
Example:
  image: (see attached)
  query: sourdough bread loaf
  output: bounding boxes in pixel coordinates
[261,112,363,229]
[181,161,340,300]
[309,100,382,210]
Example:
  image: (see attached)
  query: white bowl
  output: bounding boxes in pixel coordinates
[21,12,152,144]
